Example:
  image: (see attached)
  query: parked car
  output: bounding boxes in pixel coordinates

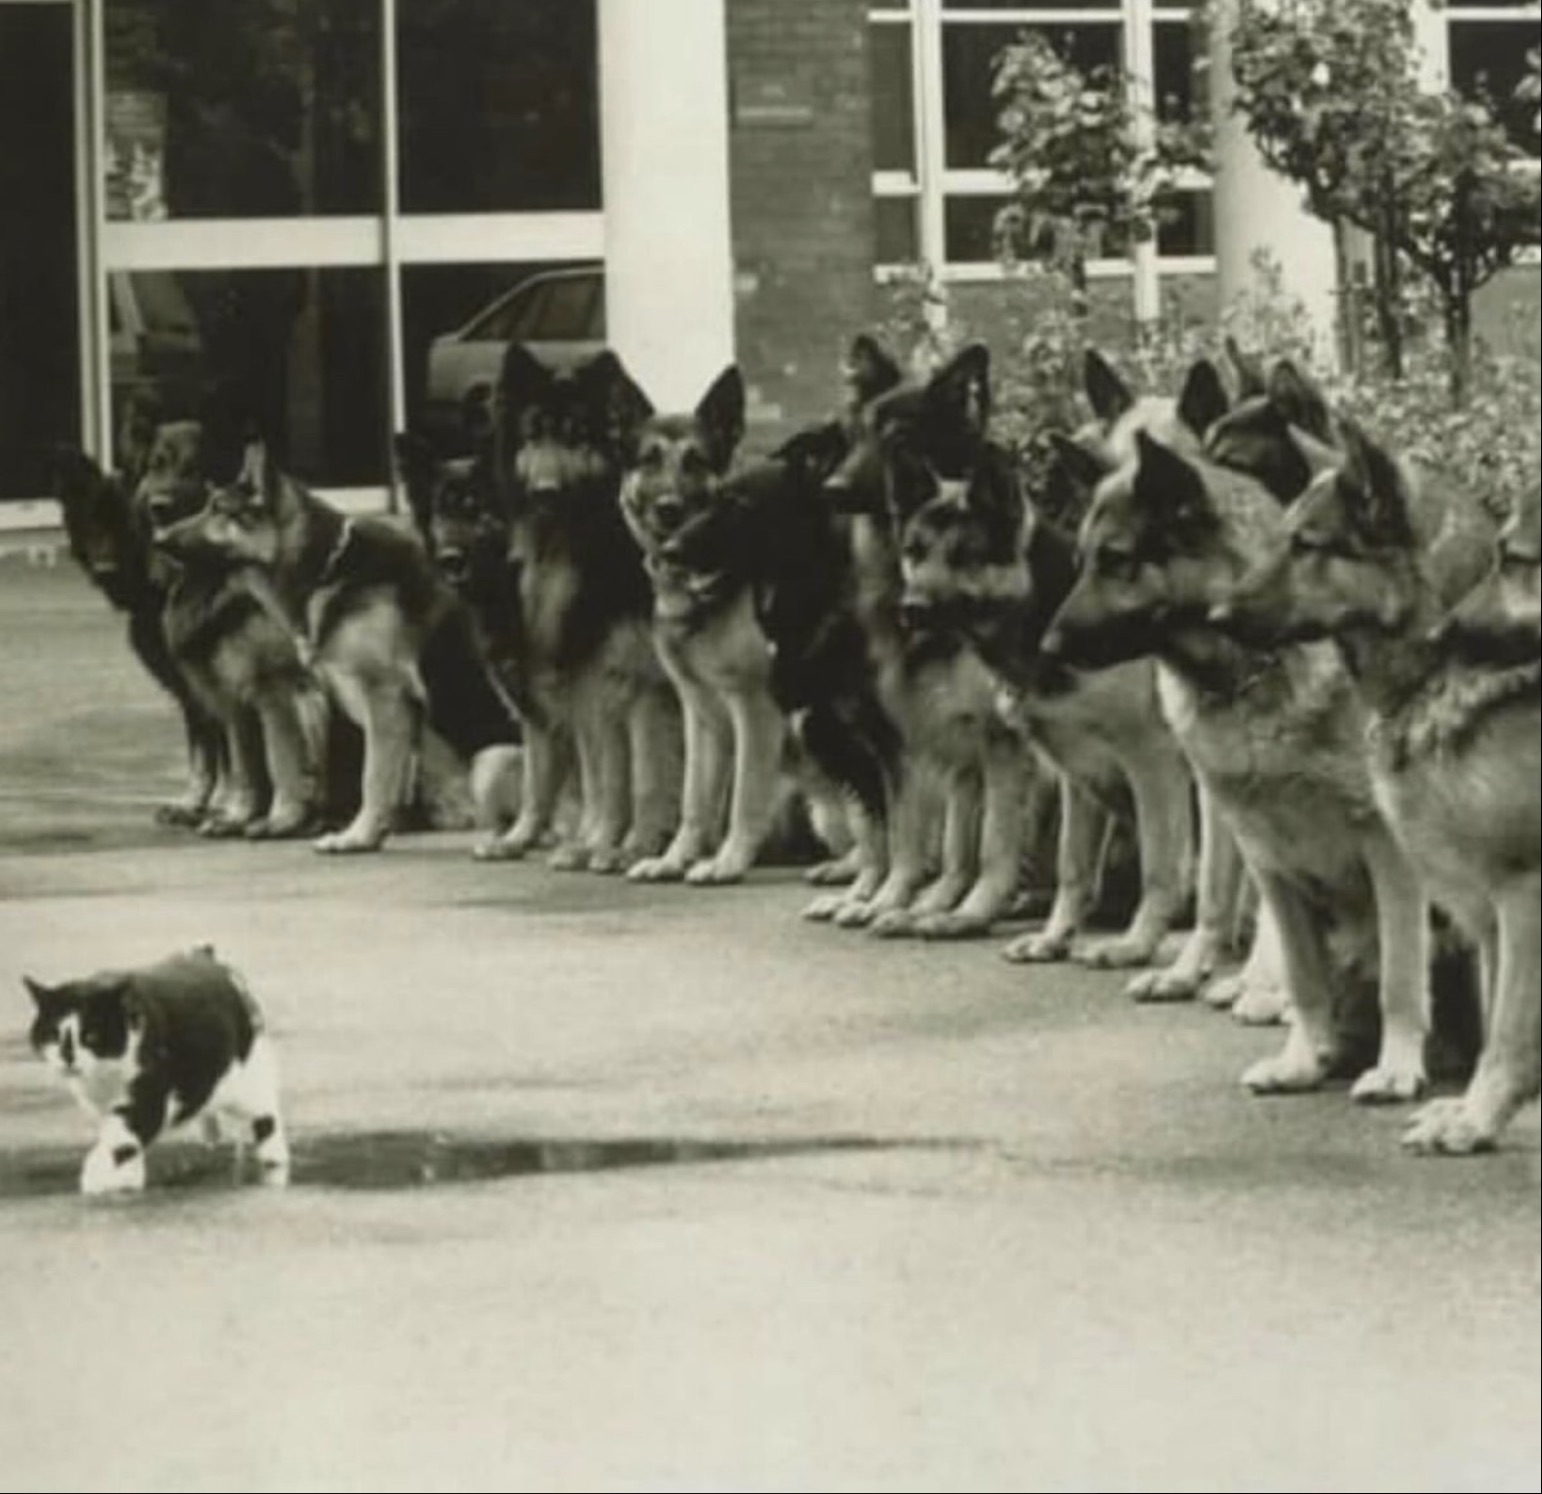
[423,264,605,444]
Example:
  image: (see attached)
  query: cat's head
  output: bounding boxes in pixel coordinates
[24,974,143,1080]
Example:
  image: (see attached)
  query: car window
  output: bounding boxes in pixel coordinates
[526,274,601,340]
[505,282,556,341]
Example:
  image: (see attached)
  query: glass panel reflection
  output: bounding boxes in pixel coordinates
[104,0,382,220]
[109,267,388,487]
[401,261,606,451]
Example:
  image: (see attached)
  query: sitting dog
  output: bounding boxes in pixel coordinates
[51,442,229,829]
[817,342,1034,939]
[1043,397,1436,1105]
[478,344,681,872]
[1211,419,1532,1153]
[156,436,521,853]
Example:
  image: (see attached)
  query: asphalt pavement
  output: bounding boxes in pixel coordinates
[0,558,1537,1494]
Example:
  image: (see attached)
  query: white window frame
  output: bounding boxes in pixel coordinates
[870,0,1217,310]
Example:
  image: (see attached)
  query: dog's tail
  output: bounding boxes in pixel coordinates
[419,600,524,763]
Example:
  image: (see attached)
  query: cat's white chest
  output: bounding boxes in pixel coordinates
[64,1059,132,1118]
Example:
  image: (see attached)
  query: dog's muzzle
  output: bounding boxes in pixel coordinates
[899,596,939,634]
[436,547,470,585]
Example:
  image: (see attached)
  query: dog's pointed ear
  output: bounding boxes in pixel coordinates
[576,348,655,456]
[927,341,992,437]
[1083,349,1134,426]
[1223,336,1268,399]
[1177,359,1230,438]
[1266,359,1331,442]
[1047,431,1112,498]
[1284,422,1342,479]
[51,445,106,502]
[1132,429,1212,532]
[115,390,162,483]
[694,365,747,470]
[497,342,556,421]
[844,334,903,405]
[772,421,849,485]
[393,430,438,544]
[1336,417,1414,546]
[235,437,280,507]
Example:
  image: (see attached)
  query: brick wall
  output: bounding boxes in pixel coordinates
[725,0,876,453]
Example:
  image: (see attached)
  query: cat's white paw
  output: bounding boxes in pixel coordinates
[252,1116,291,1187]
[81,1140,145,1196]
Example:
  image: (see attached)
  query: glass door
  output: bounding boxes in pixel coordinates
[94,0,391,494]
[89,0,609,504]
[0,0,83,504]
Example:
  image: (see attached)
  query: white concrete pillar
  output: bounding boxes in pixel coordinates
[597,0,737,412]
[1208,0,1340,368]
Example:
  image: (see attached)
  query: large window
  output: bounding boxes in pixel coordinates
[1440,2,1542,159]
[869,0,1211,280]
[95,0,603,498]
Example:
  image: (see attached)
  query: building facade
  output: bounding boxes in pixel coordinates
[0,0,1536,521]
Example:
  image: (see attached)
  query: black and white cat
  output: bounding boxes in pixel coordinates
[24,946,290,1195]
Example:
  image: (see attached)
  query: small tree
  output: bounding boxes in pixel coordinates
[989,30,1210,317]
[1229,0,1541,405]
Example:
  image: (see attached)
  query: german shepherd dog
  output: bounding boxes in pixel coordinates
[157,438,521,853]
[631,356,909,900]
[1069,352,1290,1019]
[394,431,534,836]
[51,442,229,828]
[616,365,796,885]
[820,342,1033,939]
[482,344,681,873]
[1210,421,1536,1153]
[133,419,333,840]
[1042,399,1435,1104]
[893,356,1197,974]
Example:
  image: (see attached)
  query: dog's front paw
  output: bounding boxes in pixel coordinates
[1077,932,1162,971]
[81,1143,145,1196]
[546,843,591,872]
[801,891,846,921]
[1350,1062,1427,1106]
[1400,1098,1499,1156]
[914,910,993,940]
[1001,929,1072,964]
[313,828,386,854]
[1230,979,1291,1026]
[200,811,255,840]
[246,806,317,841]
[1124,964,1202,1003]
[869,908,920,938]
[587,847,629,876]
[804,856,858,888]
[685,856,746,886]
[831,897,878,929]
[628,854,688,883]
[1241,1046,1327,1095]
[473,830,529,861]
[156,799,208,828]
[1199,969,1243,1009]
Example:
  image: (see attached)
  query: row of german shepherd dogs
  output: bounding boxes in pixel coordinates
[55,332,1540,1157]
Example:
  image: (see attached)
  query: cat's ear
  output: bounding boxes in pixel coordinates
[22,976,53,1008]
[117,981,148,1029]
